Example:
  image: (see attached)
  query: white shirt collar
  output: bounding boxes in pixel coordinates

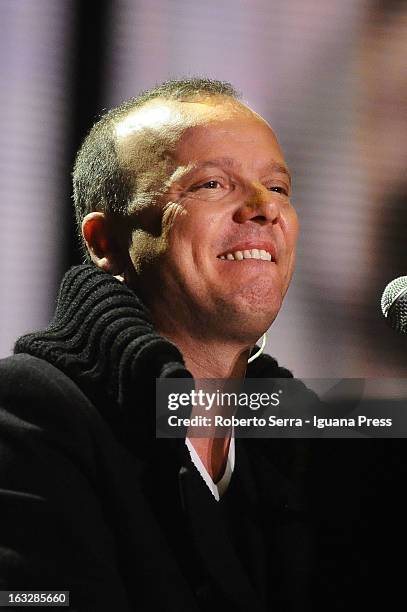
[185,433,235,502]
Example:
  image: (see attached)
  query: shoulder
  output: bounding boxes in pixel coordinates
[1,351,48,383]
[0,352,95,419]
[0,354,103,467]
[0,353,85,399]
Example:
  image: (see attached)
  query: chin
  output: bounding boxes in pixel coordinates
[215,297,280,342]
[237,287,282,318]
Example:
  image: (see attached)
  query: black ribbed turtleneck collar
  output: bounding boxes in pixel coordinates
[14,264,189,418]
[14,264,292,439]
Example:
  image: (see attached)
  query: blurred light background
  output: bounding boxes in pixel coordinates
[0,0,406,377]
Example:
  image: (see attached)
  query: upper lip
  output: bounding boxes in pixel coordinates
[217,241,277,260]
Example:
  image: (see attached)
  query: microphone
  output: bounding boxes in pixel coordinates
[381,276,407,333]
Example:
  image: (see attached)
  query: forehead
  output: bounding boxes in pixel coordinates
[172,114,285,167]
[115,96,256,138]
[115,98,285,182]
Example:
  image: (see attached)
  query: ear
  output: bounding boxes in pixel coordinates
[81,212,127,279]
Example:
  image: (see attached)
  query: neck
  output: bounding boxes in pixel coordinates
[158,331,251,379]
[137,286,259,379]
[158,331,251,482]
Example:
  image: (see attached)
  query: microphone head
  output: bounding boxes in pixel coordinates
[381,276,407,333]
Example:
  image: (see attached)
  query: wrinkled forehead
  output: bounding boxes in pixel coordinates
[112,98,282,209]
[114,97,265,168]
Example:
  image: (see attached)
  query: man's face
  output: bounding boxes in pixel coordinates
[117,98,299,342]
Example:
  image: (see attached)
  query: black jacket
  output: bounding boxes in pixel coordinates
[0,265,404,611]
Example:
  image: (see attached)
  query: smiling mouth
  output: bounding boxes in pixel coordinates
[217,248,274,262]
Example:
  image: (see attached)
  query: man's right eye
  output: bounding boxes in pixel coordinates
[192,180,222,190]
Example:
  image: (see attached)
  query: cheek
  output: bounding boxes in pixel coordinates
[128,202,187,269]
[279,208,299,287]
[165,202,216,254]
[162,201,186,233]
[128,229,165,274]
[284,206,300,250]
[293,209,300,240]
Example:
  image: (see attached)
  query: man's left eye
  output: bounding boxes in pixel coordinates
[268,186,289,196]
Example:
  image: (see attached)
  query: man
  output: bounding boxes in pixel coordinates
[78,79,298,483]
[0,78,398,611]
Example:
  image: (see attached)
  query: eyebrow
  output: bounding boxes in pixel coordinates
[190,156,292,185]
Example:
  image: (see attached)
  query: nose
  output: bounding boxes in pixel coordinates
[233,183,282,225]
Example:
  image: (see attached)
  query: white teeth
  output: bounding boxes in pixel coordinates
[219,248,273,261]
